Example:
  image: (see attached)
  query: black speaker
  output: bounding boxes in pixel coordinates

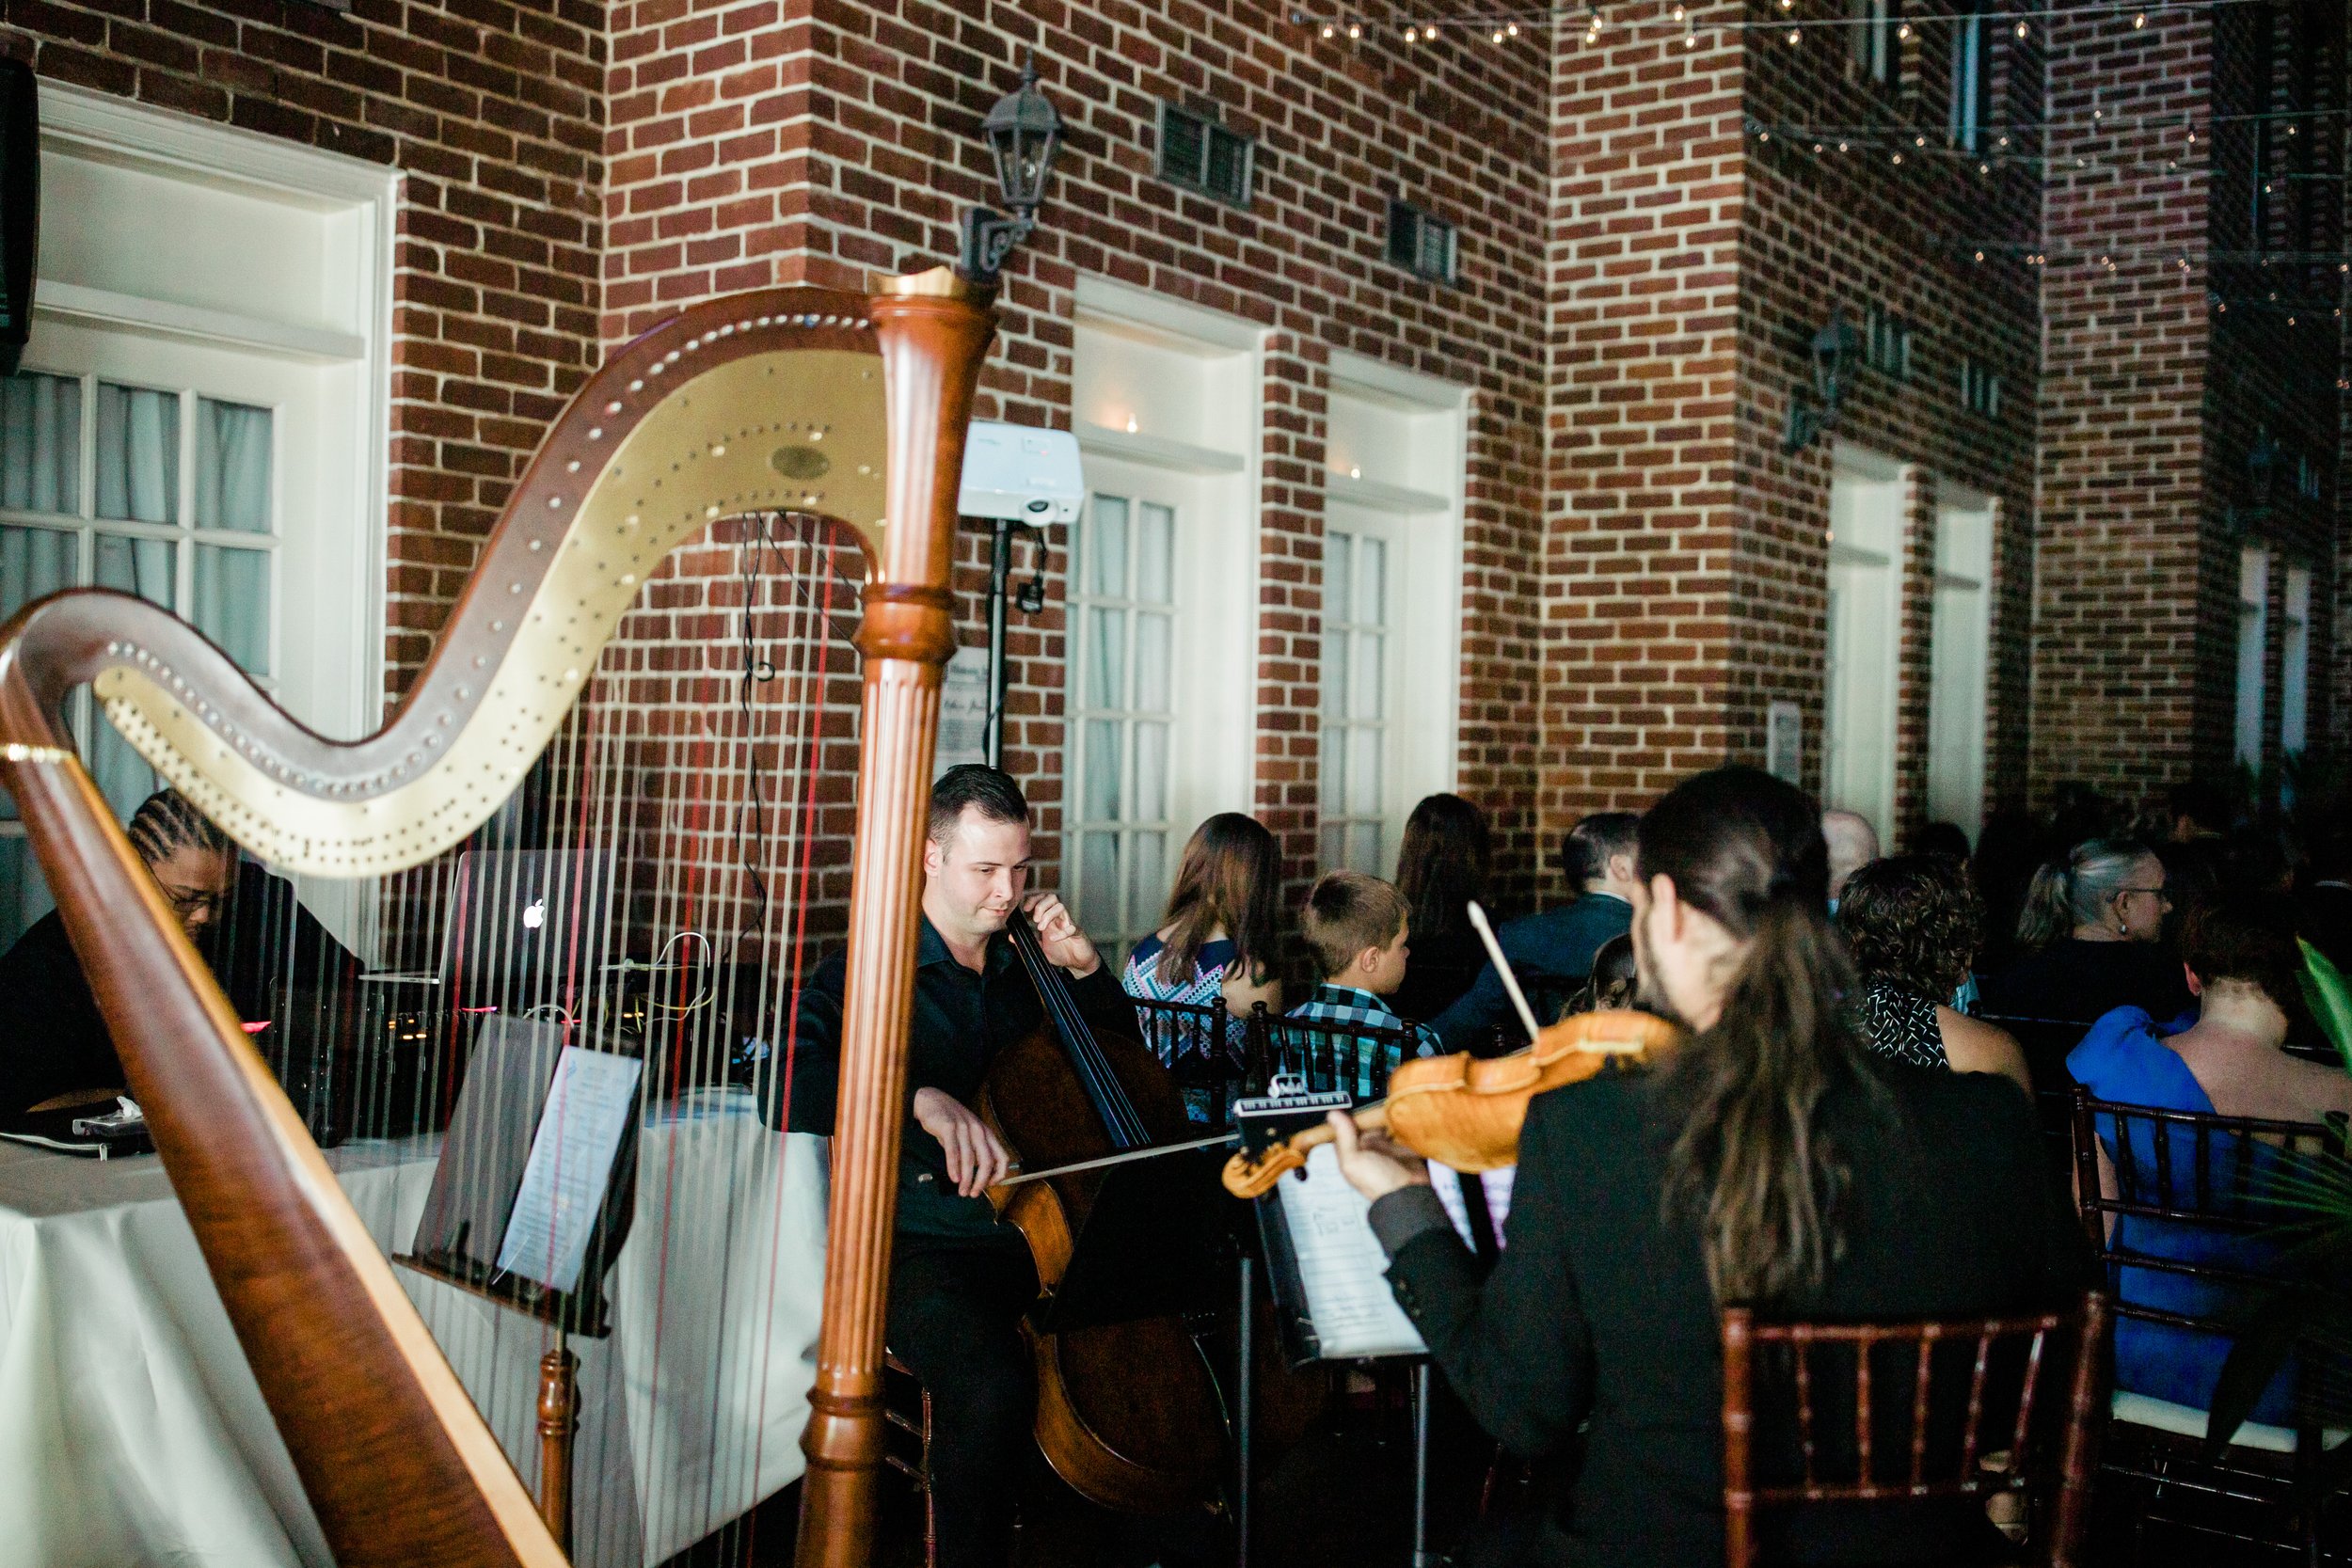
[0,60,38,380]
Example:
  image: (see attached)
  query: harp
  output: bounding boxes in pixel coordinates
[0,266,993,1565]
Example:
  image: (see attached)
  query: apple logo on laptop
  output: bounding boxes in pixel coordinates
[524,896,546,931]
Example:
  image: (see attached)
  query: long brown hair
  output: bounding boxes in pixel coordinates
[1156,813,1281,987]
[1644,766,1882,1307]
[1395,793,1490,945]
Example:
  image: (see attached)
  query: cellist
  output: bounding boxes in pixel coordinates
[767,763,1132,1568]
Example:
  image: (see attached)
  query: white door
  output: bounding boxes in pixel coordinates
[1822,452,1906,843]
[1320,502,1401,874]
[1925,493,1994,838]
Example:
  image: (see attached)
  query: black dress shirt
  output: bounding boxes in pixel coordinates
[1368,1057,2080,1568]
[768,914,1136,1240]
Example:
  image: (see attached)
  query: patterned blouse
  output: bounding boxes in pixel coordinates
[1121,934,1244,1065]
[1860,981,1948,1069]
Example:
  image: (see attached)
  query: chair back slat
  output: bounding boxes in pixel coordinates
[1126,994,1250,1125]
[1253,1008,1420,1101]
[1907,1335,1933,1489]
[1719,1294,2107,1568]
[1960,1330,1991,1477]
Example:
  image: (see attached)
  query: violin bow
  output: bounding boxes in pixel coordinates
[1467,900,1546,1041]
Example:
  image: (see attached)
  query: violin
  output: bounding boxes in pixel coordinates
[974,910,1228,1514]
[1220,1007,1684,1197]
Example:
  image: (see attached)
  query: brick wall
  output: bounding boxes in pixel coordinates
[603,2,1560,918]
[7,0,607,697]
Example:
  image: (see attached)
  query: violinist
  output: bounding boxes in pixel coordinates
[1326,766,2079,1568]
[767,764,1132,1568]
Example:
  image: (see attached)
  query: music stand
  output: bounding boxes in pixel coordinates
[393,1015,642,1551]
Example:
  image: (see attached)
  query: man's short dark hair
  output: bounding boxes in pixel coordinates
[2180,889,2305,1014]
[1300,870,1409,979]
[1561,812,1641,887]
[928,765,1030,844]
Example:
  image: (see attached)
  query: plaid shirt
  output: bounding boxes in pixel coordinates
[1284,984,1441,1100]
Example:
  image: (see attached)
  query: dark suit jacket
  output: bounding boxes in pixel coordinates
[1373,1056,2078,1568]
[1429,895,1633,1052]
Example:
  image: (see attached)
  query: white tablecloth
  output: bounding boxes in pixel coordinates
[0,1090,829,1568]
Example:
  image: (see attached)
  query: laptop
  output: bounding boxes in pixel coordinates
[358,847,619,1013]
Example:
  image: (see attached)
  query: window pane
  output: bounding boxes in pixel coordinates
[1320,723,1347,813]
[1322,637,1348,721]
[1082,718,1123,823]
[1318,821,1345,873]
[196,545,271,674]
[95,384,179,525]
[0,372,82,515]
[1085,606,1127,710]
[1357,537,1387,628]
[1126,831,1167,928]
[1327,533,1353,624]
[1,524,78,620]
[1136,503,1174,605]
[1349,725,1383,816]
[1077,832,1120,936]
[1135,612,1171,712]
[96,534,175,609]
[1087,495,1129,597]
[1351,629,1385,720]
[196,399,273,534]
[1133,721,1168,822]
[1347,821,1383,877]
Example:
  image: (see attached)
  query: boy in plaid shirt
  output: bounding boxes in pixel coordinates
[1286,870,1440,1099]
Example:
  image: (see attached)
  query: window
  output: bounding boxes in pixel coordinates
[1949,0,1990,150]
[1157,103,1253,206]
[1,372,277,787]
[2281,565,2311,755]
[1865,304,1912,379]
[1850,0,1894,84]
[1319,518,1393,874]
[1386,201,1458,285]
[2235,546,2269,768]
[1959,357,2000,418]
[1066,492,1177,953]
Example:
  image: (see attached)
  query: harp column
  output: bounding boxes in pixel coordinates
[797,268,996,1568]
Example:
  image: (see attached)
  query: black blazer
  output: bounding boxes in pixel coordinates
[1378,1056,2079,1568]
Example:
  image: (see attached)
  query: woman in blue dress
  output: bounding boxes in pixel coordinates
[1121,813,1283,1068]
[2068,889,2352,1427]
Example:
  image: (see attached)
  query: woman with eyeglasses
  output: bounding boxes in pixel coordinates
[0,789,240,1126]
[1977,836,2196,1025]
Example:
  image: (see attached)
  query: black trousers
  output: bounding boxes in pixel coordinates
[885,1234,1040,1568]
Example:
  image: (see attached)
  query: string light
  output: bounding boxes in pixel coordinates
[1898,19,1912,38]
[1787,25,1800,42]
[2014,18,2028,37]
[1347,21,1360,38]
[1403,24,1418,40]
[1320,22,1335,38]
[2133,9,2146,23]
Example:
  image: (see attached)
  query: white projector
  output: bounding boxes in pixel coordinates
[957,422,1085,523]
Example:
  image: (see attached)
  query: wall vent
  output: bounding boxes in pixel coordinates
[1158,103,1253,206]
[1386,199,1457,284]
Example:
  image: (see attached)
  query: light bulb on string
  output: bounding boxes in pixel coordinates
[1404,24,1417,40]
[1787,25,1800,42]
[1348,21,1361,38]
[1321,23,1336,38]
[2133,10,2145,24]
[1683,19,1698,46]
[1672,3,1684,17]
[1897,19,1911,39]
[1493,27,1505,40]
[1891,151,1903,165]
[1979,162,1991,175]
[1507,21,1519,35]
[1837,140,1849,152]
[2014,19,2026,39]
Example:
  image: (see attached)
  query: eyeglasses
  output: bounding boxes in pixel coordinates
[155,882,228,918]
[2117,885,2173,903]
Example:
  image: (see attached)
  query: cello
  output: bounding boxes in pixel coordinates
[976,910,1229,1513]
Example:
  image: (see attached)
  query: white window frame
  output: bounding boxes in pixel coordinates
[1851,0,1894,84]
[2235,546,2270,768]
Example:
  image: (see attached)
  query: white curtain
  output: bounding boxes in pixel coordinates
[0,373,80,515]
[95,383,178,524]
[197,400,270,533]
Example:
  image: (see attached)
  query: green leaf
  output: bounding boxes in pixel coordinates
[2300,938,2352,1074]
[2206,1288,2310,1461]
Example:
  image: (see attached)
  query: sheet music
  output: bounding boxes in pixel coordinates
[496,1046,643,1291]
[1274,1144,1427,1359]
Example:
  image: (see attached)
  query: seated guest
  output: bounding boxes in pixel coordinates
[1329,765,2074,1568]
[1979,836,2194,1024]
[2069,891,2352,1425]
[1121,813,1282,1059]
[1429,812,1639,1053]
[1567,931,1638,1016]
[1821,808,1879,911]
[1913,820,1971,863]
[1837,855,2030,1095]
[0,789,237,1123]
[1390,793,1493,1022]
[1287,871,1438,1100]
